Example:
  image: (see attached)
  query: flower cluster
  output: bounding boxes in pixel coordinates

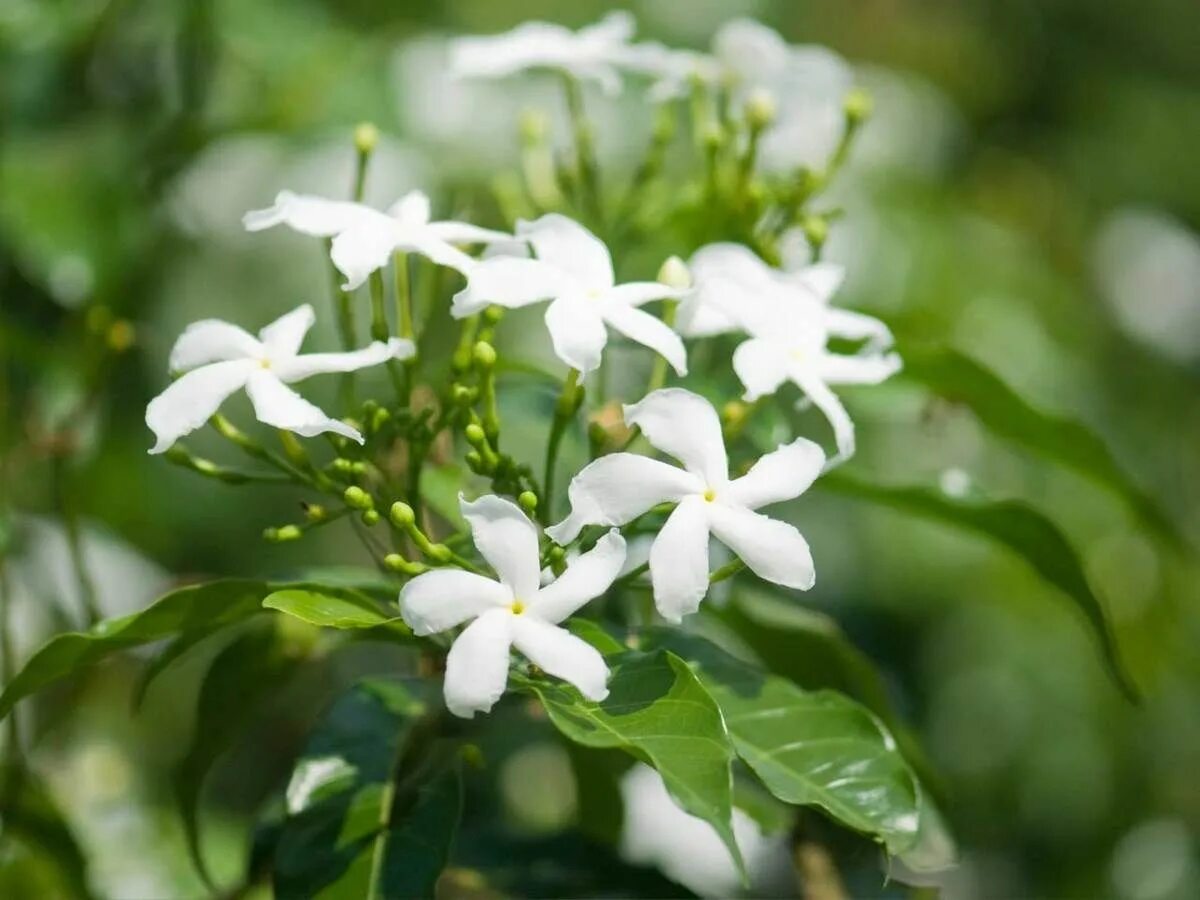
[144,11,900,718]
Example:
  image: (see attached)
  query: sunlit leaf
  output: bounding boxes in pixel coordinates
[263,588,411,637]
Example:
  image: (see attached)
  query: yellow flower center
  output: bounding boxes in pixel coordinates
[259,357,272,369]
[703,488,716,502]
[509,599,526,615]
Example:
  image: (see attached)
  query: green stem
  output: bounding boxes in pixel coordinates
[542,369,582,524]
[51,456,101,626]
[646,300,679,394]
[561,74,600,222]
[709,559,745,585]
[393,251,416,403]
[369,271,405,399]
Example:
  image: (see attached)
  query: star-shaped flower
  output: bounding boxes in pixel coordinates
[145,304,411,453]
[452,214,688,376]
[449,11,643,96]
[243,189,510,290]
[400,494,626,718]
[546,388,823,623]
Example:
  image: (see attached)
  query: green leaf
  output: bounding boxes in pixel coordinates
[0,579,276,720]
[0,764,93,899]
[648,631,924,857]
[515,650,745,879]
[263,588,411,637]
[274,679,461,900]
[565,616,627,656]
[902,346,1182,548]
[132,626,224,711]
[820,472,1139,700]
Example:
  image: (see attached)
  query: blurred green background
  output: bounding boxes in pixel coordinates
[2,0,1199,897]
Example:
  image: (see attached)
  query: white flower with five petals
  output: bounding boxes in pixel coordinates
[547,388,823,623]
[453,214,688,376]
[243,189,510,290]
[145,304,411,453]
[449,11,642,96]
[400,495,626,718]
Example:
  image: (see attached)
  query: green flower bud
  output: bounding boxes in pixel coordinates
[547,545,566,563]
[802,215,829,248]
[745,88,777,130]
[302,503,327,523]
[264,524,302,543]
[465,450,483,472]
[483,305,505,325]
[332,458,355,474]
[461,743,486,769]
[361,509,381,526]
[428,543,453,563]
[451,384,475,406]
[518,109,548,144]
[389,501,416,529]
[844,88,873,125]
[702,123,724,151]
[343,486,373,510]
[354,122,379,155]
[657,255,691,289]
[472,341,497,369]
[518,491,538,514]
[384,553,427,575]
[464,423,487,446]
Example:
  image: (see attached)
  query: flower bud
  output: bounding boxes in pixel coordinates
[844,88,873,125]
[464,423,486,446]
[472,341,497,369]
[483,305,505,325]
[802,214,829,248]
[302,503,327,523]
[464,450,484,472]
[107,320,135,352]
[264,524,302,543]
[428,543,453,563]
[745,89,777,131]
[361,509,380,526]
[343,486,373,510]
[657,255,691,290]
[702,123,724,151]
[354,122,379,155]
[389,501,416,529]
[518,109,548,144]
[451,384,475,406]
[384,553,427,575]
[518,491,538,514]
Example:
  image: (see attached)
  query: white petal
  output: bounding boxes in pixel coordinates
[426,221,512,245]
[545,296,609,374]
[546,454,702,545]
[242,191,381,237]
[167,320,261,373]
[387,190,431,226]
[602,304,688,376]
[449,22,576,80]
[792,367,855,467]
[271,338,413,383]
[451,257,573,317]
[244,370,362,443]
[443,609,514,718]
[459,494,542,600]
[399,569,511,635]
[577,10,635,45]
[649,497,711,624]
[732,338,790,401]
[622,388,728,487]
[605,282,688,308]
[789,262,846,302]
[398,230,478,274]
[510,616,610,702]
[725,437,825,510]
[818,351,902,385]
[146,361,253,454]
[518,214,613,290]
[258,304,315,358]
[822,308,894,352]
[330,222,399,290]
[707,503,815,591]
[532,530,626,623]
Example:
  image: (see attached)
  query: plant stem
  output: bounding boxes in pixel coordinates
[543,369,581,524]
[369,271,406,399]
[393,251,415,404]
[709,559,745,585]
[646,300,679,395]
[51,456,101,626]
[561,74,600,222]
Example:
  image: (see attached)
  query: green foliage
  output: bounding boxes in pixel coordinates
[0,765,93,899]
[263,588,411,636]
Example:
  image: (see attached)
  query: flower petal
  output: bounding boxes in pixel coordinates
[399,569,511,635]
[510,616,610,702]
[707,503,815,591]
[449,22,577,80]
[605,282,689,307]
[146,361,253,454]
[601,303,688,376]
[244,370,363,442]
[732,338,791,401]
[444,609,514,718]
[451,257,572,317]
[330,222,399,290]
[242,191,381,236]
[577,9,635,45]
[460,494,542,600]
[168,320,262,373]
[622,388,728,486]
[725,437,825,510]
[518,214,613,289]
[271,338,414,383]
[546,454,702,545]
[545,296,609,374]
[258,304,315,358]
[822,308,894,353]
[789,262,846,302]
[426,221,512,245]
[791,367,855,466]
[398,230,478,274]
[387,190,431,226]
[649,497,711,624]
[818,351,902,385]
[532,530,626,623]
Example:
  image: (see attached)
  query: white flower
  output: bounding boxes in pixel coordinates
[243,189,510,290]
[449,11,641,96]
[400,495,626,718]
[145,304,411,453]
[453,214,688,376]
[546,388,823,623]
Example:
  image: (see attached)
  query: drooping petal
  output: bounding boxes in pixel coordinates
[242,191,382,237]
[443,609,514,718]
[622,388,728,487]
[649,497,711,624]
[707,503,815,591]
[387,190,431,227]
[460,494,542,600]
[399,569,511,635]
[546,454,702,545]
[601,303,688,376]
[397,230,478,274]
[518,214,613,290]
[272,339,414,383]
[167,320,262,373]
[545,296,609,374]
[258,304,315,358]
[244,370,363,442]
[788,262,846,302]
[732,338,791,402]
[532,530,626,623]
[725,437,825,510]
[330,222,400,290]
[426,220,512,245]
[605,282,689,308]
[451,257,573,317]
[146,361,254,454]
[822,308,895,353]
[510,616,610,702]
[818,351,902,385]
[791,367,855,466]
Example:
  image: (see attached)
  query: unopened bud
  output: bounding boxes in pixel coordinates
[428,543,453,563]
[722,400,748,429]
[302,503,327,523]
[389,501,416,528]
[745,88,776,130]
[451,384,475,406]
[519,109,548,144]
[264,524,302,543]
[465,450,484,471]
[802,215,829,248]
[343,486,373,510]
[657,255,691,290]
[354,122,379,155]
[844,88,873,125]
[702,123,724,151]
[472,341,497,369]
[384,553,427,575]
[483,305,505,325]
[361,509,380,526]
[107,320,135,352]
[464,423,486,446]
[518,491,538,514]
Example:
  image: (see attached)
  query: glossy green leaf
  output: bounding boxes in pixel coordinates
[903,346,1182,547]
[274,678,461,900]
[132,626,224,711]
[263,588,411,637]
[648,631,924,857]
[820,472,1139,700]
[0,764,93,899]
[515,650,745,879]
